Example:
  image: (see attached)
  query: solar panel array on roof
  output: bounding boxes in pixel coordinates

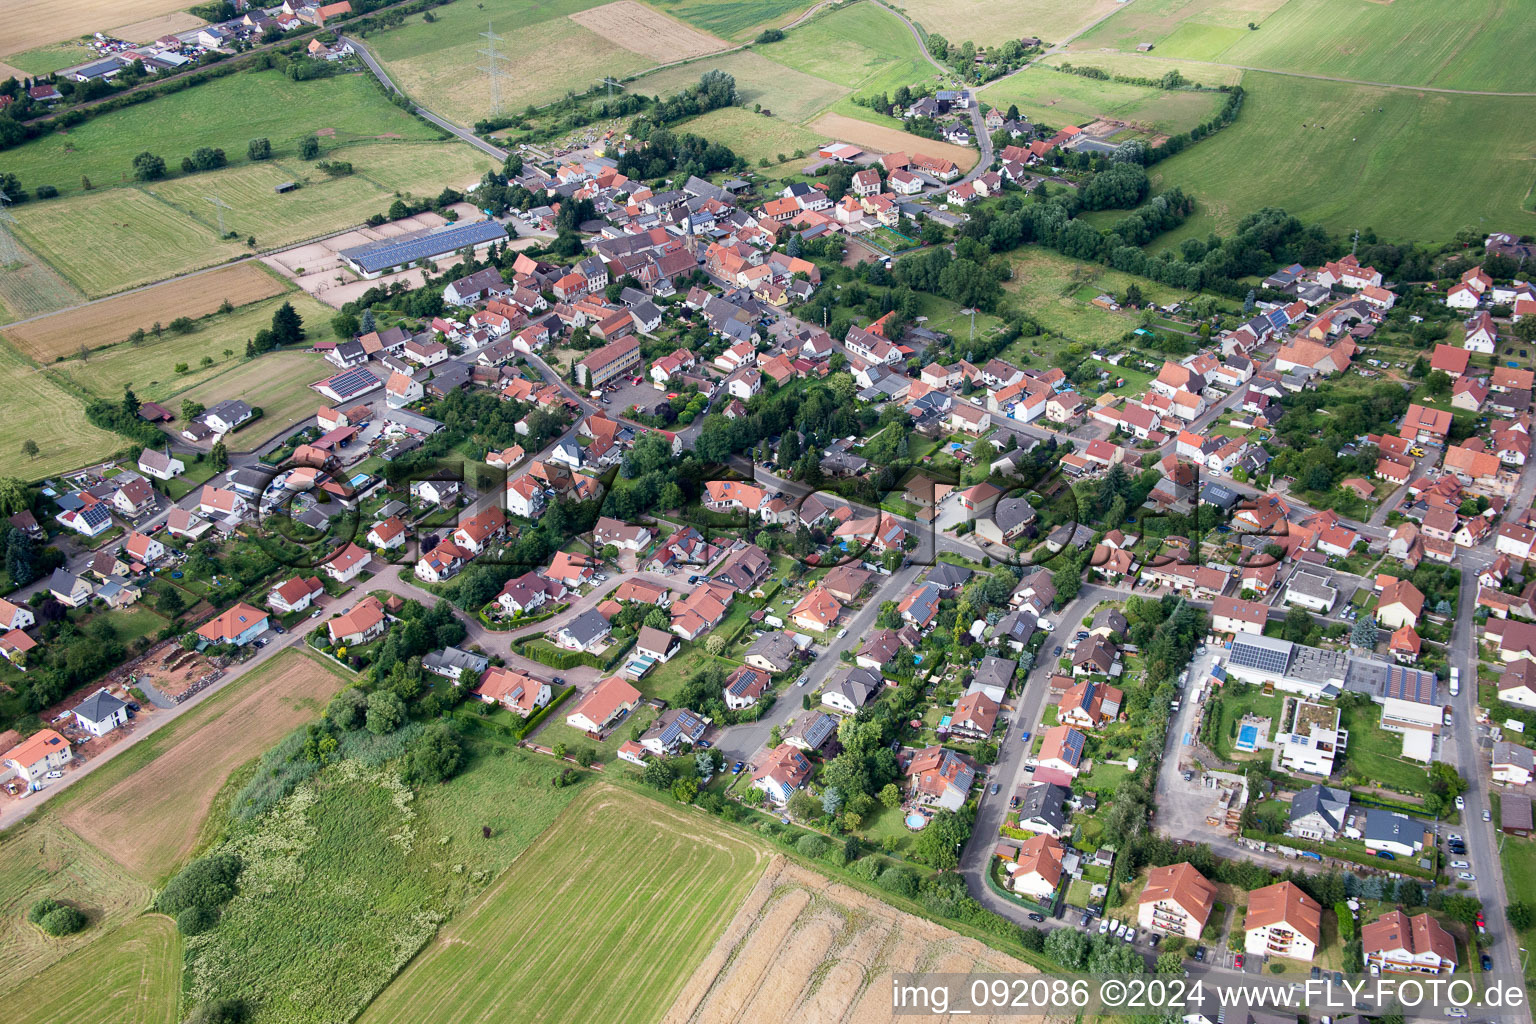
[318,367,381,400]
[1379,664,1438,704]
[340,220,508,275]
[1230,634,1294,674]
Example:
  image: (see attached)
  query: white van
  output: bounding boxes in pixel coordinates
[1449,667,1460,697]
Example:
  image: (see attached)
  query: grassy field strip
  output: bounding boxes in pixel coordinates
[899,0,1123,48]
[568,1,731,62]
[357,785,768,1024]
[0,340,123,480]
[645,0,816,40]
[1,262,286,361]
[1144,70,1536,242]
[1069,0,1536,93]
[0,915,180,1024]
[0,225,87,324]
[0,0,197,58]
[59,649,351,883]
[0,816,151,990]
[978,65,1227,135]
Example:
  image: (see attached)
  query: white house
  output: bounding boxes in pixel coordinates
[1243,881,1321,963]
[137,448,185,481]
[72,689,129,738]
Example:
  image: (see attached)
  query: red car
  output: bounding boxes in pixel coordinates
[1234,954,1245,970]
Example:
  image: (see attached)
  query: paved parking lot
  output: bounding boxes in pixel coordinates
[593,375,670,419]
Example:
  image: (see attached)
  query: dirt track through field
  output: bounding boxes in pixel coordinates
[568,1,729,63]
[662,858,1038,1024]
[807,113,982,170]
[60,651,348,881]
[2,263,286,361]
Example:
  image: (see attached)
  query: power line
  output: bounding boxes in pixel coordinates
[478,22,512,116]
[205,194,233,236]
[0,191,24,264]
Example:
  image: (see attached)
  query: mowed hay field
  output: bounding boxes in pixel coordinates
[371,0,653,125]
[979,65,1227,134]
[1146,72,1536,242]
[46,291,336,405]
[8,142,492,299]
[1,263,285,361]
[0,0,194,58]
[647,0,813,40]
[755,2,933,94]
[681,107,825,165]
[9,187,244,297]
[1070,0,1536,92]
[2,71,445,200]
[0,816,150,989]
[0,227,86,323]
[1040,51,1242,88]
[902,0,1122,46]
[0,341,122,479]
[358,786,768,1024]
[636,49,848,124]
[662,858,1035,1024]
[809,113,979,169]
[59,650,350,882]
[0,916,181,1024]
[568,1,728,62]
[171,348,339,447]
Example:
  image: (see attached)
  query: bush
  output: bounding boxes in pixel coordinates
[795,834,830,860]
[157,852,242,915]
[177,904,219,935]
[39,905,88,936]
[28,898,87,935]
[877,866,919,898]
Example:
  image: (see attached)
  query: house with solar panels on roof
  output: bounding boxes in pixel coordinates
[339,219,508,279]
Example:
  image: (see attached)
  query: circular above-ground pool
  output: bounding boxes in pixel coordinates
[905,813,927,830]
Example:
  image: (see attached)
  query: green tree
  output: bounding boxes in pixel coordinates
[210,441,228,471]
[20,439,38,460]
[300,136,321,160]
[365,690,406,734]
[1155,950,1184,973]
[1350,614,1378,650]
[880,782,901,808]
[132,151,166,181]
[247,137,272,161]
[326,688,368,730]
[407,722,463,782]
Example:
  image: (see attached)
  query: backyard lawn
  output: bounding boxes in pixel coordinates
[1337,701,1430,794]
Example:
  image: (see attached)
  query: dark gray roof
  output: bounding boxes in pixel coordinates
[340,219,508,275]
[1289,784,1349,831]
[1091,608,1127,636]
[1364,809,1422,845]
[746,631,797,669]
[423,646,489,678]
[560,609,611,647]
[992,607,1036,646]
[926,562,972,589]
[974,656,1016,692]
[828,666,881,707]
[74,688,127,724]
[1018,782,1068,831]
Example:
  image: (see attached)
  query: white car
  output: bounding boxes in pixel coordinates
[1483,809,1492,821]
[1451,860,1470,868]
[44,770,63,780]
[1446,1009,1468,1019]
[1449,833,1463,844]
[1099,918,1110,934]
[837,628,848,638]
[1455,795,1465,810]
[1458,872,1477,881]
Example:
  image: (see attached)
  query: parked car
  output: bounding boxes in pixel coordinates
[1451,860,1469,868]
[1234,954,1245,969]
[1483,809,1492,821]
[731,761,744,775]
[837,628,848,638]
[1455,795,1465,810]
[1053,646,1063,656]
[44,770,63,780]
[1028,912,1045,922]
[1098,919,1110,934]
[1459,871,1477,881]
[1193,946,1206,962]
[1481,954,1493,971]
[989,783,1000,795]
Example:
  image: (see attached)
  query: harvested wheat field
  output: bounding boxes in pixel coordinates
[663,858,1036,1024]
[808,113,980,171]
[2,262,286,361]
[0,0,193,57]
[113,10,206,41]
[568,1,729,61]
[60,650,350,882]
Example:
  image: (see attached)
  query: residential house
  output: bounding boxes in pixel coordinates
[267,575,323,614]
[1363,911,1457,975]
[1037,725,1086,777]
[195,602,269,647]
[822,666,882,715]
[1244,881,1322,962]
[906,745,978,812]
[1137,862,1217,939]
[565,676,641,737]
[72,689,129,738]
[327,595,387,646]
[751,744,813,804]
[723,666,770,710]
[554,609,612,652]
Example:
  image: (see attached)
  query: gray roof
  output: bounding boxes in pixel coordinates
[828,667,881,707]
[48,568,84,594]
[786,710,836,749]
[1364,809,1423,846]
[340,219,508,275]
[993,497,1037,535]
[560,609,611,647]
[204,398,252,425]
[1017,782,1068,831]
[746,631,797,669]
[1091,608,1128,636]
[1285,567,1338,603]
[974,656,1016,692]
[423,646,489,678]
[926,562,972,590]
[74,688,126,724]
[1494,741,1535,771]
[1289,783,1349,831]
[992,607,1036,646]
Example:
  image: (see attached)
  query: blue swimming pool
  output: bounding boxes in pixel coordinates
[938,715,952,729]
[1236,723,1259,751]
